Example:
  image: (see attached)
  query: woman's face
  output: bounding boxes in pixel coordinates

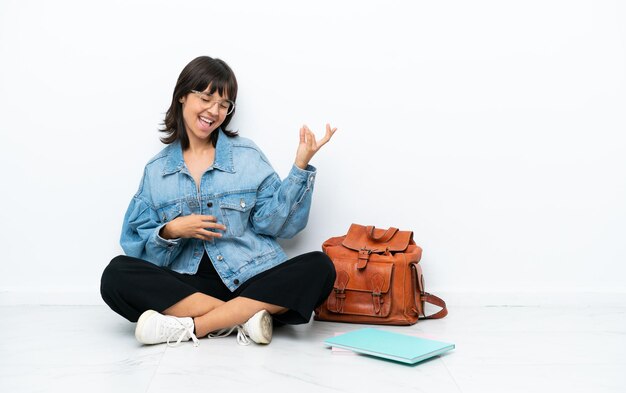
[180,88,230,144]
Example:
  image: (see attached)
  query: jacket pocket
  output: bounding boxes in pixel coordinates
[157,202,183,224]
[219,192,256,237]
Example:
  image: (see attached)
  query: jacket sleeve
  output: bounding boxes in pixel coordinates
[119,170,185,267]
[250,164,317,239]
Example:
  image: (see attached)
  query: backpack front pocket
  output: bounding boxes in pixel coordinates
[326,258,394,318]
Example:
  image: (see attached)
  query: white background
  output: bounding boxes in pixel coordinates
[1,0,624,304]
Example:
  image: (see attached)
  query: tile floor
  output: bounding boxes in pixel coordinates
[1,300,624,393]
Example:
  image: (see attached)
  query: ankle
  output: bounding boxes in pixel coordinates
[193,318,213,338]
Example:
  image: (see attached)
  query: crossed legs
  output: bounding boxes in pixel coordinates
[101,253,335,340]
[163,292,287,337]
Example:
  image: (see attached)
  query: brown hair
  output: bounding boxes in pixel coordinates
[159,56,238,148]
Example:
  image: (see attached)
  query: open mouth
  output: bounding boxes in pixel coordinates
[199,116,215,127]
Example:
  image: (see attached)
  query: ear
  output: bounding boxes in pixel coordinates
[179,96,185,104]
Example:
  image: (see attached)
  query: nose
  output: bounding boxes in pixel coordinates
[206,101,220,116]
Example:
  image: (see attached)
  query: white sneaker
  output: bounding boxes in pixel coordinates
[135,310,199,347]
[241,310,273,344]
[208,310,273,345]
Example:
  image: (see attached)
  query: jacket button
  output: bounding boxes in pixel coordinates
[207,202,213,207]
[217,255,223,261]
[234,279,240,285]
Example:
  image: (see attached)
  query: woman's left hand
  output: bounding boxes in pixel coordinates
[295,123,338,170]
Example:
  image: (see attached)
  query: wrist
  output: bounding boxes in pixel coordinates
[294,160,308,170]
[159,224,175,239]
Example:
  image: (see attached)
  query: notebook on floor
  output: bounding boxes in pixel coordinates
[324,328,455,364]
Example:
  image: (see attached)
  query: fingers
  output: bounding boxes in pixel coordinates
[189,215,227,240]
[196,222,227,241]
[304,125,315,150]
[198,215,217,222]
[199,216,227,232]
[205,222,227,232]
[300,124,338,149]
[195,228,224,241]
[301,125,313,148]
[318,123,337,147]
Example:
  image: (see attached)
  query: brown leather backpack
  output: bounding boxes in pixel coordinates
[314,224,448,325]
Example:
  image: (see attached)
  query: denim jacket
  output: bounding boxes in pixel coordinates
[120,129,316,291]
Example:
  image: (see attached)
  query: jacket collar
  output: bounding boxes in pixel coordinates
[162,128,235,175]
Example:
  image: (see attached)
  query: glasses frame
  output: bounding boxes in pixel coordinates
[190,90,236,115]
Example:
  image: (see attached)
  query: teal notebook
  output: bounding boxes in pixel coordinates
[324,328,455,364]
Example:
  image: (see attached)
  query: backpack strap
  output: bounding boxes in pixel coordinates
[421,292,448,319]
[411,263,448,319]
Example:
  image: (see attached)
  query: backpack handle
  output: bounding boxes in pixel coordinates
[366,226,399,243]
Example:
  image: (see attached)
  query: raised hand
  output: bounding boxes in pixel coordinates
[294,123,338,170]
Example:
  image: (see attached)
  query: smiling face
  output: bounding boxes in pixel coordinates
[179,88,229,144]
[160,57,238,149]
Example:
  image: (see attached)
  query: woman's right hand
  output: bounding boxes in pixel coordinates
[159,214,227,241]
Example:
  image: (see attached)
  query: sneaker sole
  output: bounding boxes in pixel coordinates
[135,309,158,344]
[250,310,273,344]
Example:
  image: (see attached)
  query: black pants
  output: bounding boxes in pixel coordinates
[100,251,336,325]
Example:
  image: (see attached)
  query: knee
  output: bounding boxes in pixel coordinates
[308,252,336,305]
[102,255,127,277]
[307,251,336,282]
[100,255,130,295]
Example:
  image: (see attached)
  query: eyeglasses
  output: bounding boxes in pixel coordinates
[190,90,236,115]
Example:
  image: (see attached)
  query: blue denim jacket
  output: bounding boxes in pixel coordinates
[120,129,316,291]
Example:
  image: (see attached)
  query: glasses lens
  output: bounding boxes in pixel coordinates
[224,101,235,115]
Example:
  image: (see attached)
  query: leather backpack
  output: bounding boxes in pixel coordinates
[314,224,448,325]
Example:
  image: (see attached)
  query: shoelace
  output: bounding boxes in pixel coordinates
[208,325,251,346]
[163,318,200,347]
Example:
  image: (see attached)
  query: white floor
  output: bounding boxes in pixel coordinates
[1,300,625,393]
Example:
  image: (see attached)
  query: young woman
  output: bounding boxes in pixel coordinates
[100,56,337,347]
